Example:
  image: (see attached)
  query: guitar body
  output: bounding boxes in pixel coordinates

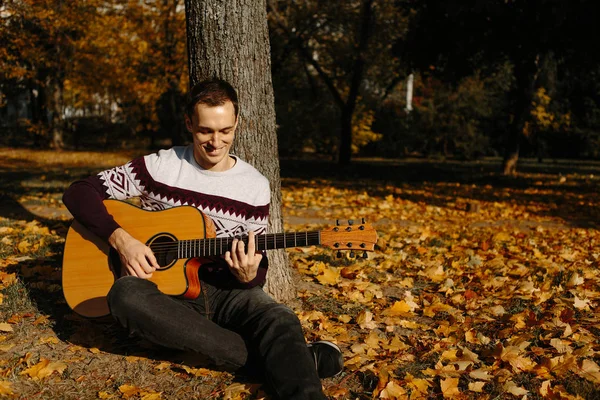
[62,200,215,318]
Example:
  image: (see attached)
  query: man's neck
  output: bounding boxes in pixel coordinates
[195,153,236,172]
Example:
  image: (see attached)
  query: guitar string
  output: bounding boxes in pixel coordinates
[147,232,323,253]
[146,232,322,247]
[147,234,324,256]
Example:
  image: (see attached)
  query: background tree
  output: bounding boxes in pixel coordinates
[184,0,292,300]
[0,0,95,148]
[268,0,408,164]
[397,0,599,173]
[1,0,188,149]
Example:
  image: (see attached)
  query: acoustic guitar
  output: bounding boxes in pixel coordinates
[62,200,378,318]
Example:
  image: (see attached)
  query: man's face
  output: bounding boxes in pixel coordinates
[186,101,238,171]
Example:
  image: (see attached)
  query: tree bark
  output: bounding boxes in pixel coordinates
[48,76,65,149]
[502,54,541,175]
[268,0,373,165]
[185,0,293,301]
[339,0,373,165]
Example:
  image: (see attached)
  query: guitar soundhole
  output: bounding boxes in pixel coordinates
[148,233,178,270]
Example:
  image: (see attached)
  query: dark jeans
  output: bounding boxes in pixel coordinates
[107,276,326,400]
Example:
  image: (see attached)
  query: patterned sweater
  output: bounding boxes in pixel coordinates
[62,145,271,288]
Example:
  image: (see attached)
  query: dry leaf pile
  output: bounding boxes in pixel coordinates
[1,149,600,399]
[282,174,600,399]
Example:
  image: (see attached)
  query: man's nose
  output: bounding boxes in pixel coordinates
[208,132,222,145]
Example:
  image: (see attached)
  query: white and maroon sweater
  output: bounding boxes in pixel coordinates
[62,145,271,288]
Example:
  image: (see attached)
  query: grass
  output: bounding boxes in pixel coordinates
[2,149,600,399]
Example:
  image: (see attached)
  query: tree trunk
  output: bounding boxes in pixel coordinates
[162,0,186,146]
[185,0,293,301]
[339,107,353,164]
[48,76,65,149]
[502,54,540,175]
[339,0,374,165]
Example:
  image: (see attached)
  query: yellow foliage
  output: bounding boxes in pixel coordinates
[352,102,382,154]
[527,87,571,135]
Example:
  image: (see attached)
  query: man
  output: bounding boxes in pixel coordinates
[62,79,343,399]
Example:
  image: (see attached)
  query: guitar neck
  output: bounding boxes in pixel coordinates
[177,231,321,258]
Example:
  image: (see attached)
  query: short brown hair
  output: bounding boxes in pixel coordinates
[186,79,239,118]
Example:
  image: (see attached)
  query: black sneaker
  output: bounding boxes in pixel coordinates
[308,341,344,378]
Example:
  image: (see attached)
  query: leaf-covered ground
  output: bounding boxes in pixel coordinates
[1,148,600,399]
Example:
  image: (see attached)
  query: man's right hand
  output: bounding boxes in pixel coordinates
[108,227,159,279]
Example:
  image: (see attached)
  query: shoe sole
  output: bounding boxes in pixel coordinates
[310,341,343,378]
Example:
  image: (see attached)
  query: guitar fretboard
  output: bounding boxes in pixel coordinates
[177,231,322,258]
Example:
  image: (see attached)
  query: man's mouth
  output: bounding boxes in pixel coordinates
[204,145,221,153]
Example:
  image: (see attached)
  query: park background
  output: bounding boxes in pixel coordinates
[1,1,600,399]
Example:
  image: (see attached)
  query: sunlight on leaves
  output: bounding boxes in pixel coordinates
[20,358,67,380]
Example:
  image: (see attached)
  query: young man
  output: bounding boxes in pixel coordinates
[62,79,343,399]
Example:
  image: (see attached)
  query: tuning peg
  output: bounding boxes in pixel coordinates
[349,251,355,258]
[362,251,368,259]
[361,218,366,224]
[336,251,342,258]
[336,219,341,226]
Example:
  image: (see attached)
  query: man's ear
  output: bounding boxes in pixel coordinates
[184,114,193,133]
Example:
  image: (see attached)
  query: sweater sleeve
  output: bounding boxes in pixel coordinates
[62,157,145,242]
[62,175,121,242]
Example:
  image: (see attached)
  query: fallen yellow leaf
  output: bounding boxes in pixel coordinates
[223,382,259,400]
[20,358,67,379]
[440,377,460,398]
[119,384,140,397]
[503,380,528,396]
[469,368,493,381]
[468,381,486,392]
[573,359,600,384]
[38,336,59,345]
[379,380,406,399]
[316,266,340,286]
[0,380,14,396]
[381,301,412,316]
[154,362,171,371]
[405,373,431,395]
[140,391,162,400]
[17,240,31,253]
[0,344,15,352]
[356,310,377,330]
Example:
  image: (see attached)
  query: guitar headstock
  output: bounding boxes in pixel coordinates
[320,219,378,258]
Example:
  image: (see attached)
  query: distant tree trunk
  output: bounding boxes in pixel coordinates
[29,78,47,148]
[269,0,374,165]
[47,76,65,149]
[162,0,186,146]
[502,54,540,175]
[339,0,373,165]
[185,0,293,301]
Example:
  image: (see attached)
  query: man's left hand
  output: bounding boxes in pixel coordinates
[224,231,263,283]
